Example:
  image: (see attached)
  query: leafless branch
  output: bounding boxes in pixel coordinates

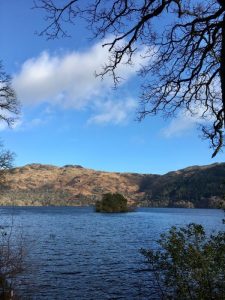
[35,0,225,156]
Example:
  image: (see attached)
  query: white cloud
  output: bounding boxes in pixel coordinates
[162,106,212,138]
[88,98,137,125]
[162,114,196,138]
[13,39,146,110]
[12,38,150,126]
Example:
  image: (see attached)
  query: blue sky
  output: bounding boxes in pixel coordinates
[0,0,224,174]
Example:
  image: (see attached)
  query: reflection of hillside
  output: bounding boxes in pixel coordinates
[1,163,225,208]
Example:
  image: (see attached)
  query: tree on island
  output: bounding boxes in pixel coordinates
[95,193,129,213]
[35,0,225,157]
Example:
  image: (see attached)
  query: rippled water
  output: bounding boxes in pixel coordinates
[0,207,223,299]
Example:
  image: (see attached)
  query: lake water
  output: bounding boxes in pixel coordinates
[0,207,224,299]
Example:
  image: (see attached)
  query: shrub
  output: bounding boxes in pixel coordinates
[141,223,225,299]
[0,221,26,298]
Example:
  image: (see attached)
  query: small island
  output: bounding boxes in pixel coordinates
[95,193,131,213]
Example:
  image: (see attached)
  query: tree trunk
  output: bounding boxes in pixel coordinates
[221,14,225,126]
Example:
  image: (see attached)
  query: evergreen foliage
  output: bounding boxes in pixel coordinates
[95,193,129,213]
[139,164,225,208]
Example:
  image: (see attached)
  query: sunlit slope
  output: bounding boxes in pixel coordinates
[0,163,225,207]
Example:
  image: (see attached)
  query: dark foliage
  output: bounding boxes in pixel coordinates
[96,193,129,212]
[141,223,225,299]
[139,164,225,208]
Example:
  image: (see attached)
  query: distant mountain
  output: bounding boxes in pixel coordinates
[0,163,225,208]
[139,163,225,208]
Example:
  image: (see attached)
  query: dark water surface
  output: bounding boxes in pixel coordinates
[0,207,224,299]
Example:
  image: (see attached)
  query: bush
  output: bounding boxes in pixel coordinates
[141,223,225,299]
[95,193,129,213]
[0,221,26,298]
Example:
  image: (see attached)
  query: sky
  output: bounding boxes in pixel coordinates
[0,0,224,174]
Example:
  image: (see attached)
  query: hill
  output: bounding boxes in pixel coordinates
[139,163,225,208]
[0,163,225,208]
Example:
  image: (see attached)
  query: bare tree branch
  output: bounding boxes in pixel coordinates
[0,62,20,184]
[35,0,225,157]
[0,62,20,127]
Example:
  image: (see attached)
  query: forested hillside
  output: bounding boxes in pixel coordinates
[139,163,225,208]
[0,163,224,208]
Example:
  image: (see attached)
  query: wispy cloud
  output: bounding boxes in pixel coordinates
[161,107,212,138]
[13,37,149,127]
[9,107,55,132]
[162,114,196,138]
[88,98,137,125]
[13,38,147,125]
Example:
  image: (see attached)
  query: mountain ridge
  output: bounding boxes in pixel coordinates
[0,162,225,208]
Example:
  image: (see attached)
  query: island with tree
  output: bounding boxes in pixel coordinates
[95,193,132,213]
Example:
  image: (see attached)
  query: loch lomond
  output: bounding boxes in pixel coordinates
[0,207,224,299]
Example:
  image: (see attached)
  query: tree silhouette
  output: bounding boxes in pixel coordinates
[0,62,19,181]
[35,0,225,156]
[0,62,22,295]
[0,62,19,126]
